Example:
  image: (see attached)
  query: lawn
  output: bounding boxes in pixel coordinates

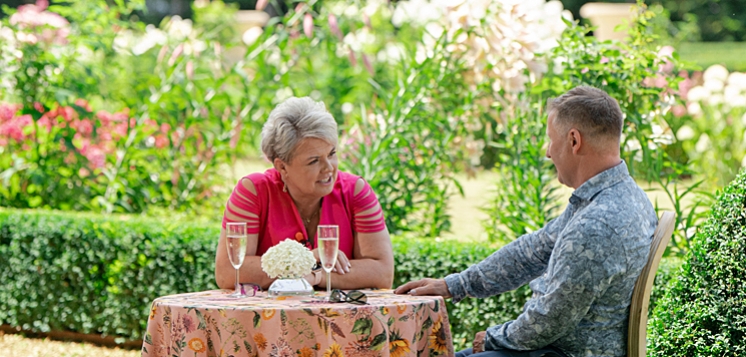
[677,41,746,71]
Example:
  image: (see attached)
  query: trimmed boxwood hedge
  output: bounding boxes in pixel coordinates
[0,209,217,342]
[0,208,678,350]
[649,169,746,356]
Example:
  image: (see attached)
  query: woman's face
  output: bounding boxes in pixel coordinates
[276,137,338,200]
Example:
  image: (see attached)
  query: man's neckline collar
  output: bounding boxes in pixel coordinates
[570,161,629,204]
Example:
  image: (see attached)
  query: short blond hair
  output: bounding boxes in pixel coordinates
[548,86,623,142]
[261,97,338,163]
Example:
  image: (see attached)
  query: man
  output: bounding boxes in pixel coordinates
[395,86,658,357]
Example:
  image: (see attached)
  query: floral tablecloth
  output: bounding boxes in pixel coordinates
[142,289,453,357]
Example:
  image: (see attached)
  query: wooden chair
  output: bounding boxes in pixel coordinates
[627,211,676,357]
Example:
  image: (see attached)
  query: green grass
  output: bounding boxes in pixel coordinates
[677,41,746,72]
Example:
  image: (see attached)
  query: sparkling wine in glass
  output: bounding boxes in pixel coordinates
[226,222,247,298]
[317,225,339,300]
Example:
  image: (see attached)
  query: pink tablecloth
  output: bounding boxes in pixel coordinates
[142,289,454,357]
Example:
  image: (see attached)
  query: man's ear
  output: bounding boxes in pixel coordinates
[568,128,582,154]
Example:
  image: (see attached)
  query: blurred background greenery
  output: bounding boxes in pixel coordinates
[3,0,744,70]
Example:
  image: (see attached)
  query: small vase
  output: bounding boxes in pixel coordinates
[268,276,314,298]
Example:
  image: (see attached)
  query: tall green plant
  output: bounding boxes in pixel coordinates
[483,3,708,252]
[340,33,471,237]
[482,95,562,243]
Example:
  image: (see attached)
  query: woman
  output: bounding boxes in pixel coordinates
[215,97,394,290]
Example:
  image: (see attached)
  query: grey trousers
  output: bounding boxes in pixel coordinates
[455,347,568,357]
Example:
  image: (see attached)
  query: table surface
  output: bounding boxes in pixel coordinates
[142,289,454,357]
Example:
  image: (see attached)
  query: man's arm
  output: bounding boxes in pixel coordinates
[483,220,622,351]
[444,215,563,302]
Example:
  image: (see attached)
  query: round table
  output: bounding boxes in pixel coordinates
[142,289,454,357]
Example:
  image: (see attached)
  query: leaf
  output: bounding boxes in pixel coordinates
[302,308,315,316]
[244,341,252,354]
[421,317,433,330]
[370,332,387,351]
[144,332,152,345]
[351,317,373,337]
[330,321,346,338]
[195,310,207,330]
[253,312,261,328]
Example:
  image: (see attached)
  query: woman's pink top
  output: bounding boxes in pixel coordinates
[221,169,386,257]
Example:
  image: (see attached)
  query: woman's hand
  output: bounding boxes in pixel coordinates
[312,248,351,275]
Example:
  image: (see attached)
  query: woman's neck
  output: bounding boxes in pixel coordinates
[289,192,322,220]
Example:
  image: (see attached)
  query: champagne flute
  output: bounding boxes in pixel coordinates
[226,222,247,298]
[317,225,339,300]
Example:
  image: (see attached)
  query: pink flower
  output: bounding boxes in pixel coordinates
[168,44,183,67]
[348,50,358,66]
[186,60,194,80]
[672,105,687,118]
[34,102,44,113]
[74,119,94,136]
[303,13,314,39]
[0,103,20,123]
[96,111,113,125]
[328,15,342,40]
[160,123,171,133]
[84,146,106,169]
[154,134,169,149]
[600,57,609,64]
[113,123,129,138]
[74,99,92,112]
[362,54,374,76]
[182,315,195,333]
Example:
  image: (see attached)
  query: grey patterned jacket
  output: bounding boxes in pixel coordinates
[445,161,657,357]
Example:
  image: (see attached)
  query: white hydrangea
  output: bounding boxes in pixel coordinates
[261,239,316,279]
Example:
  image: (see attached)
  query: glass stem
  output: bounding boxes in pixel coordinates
[326,271,331,297]
[235,268,240,294]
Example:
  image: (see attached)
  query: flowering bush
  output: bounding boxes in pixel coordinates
[260,239,316,279]
[673,64,746,187]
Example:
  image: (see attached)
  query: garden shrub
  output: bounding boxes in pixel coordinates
[648,168,746,356]
[0,208,683,350]
[0,209,527,349]
[0,209,217,342]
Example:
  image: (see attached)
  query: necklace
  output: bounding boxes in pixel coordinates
[301,208,320,225]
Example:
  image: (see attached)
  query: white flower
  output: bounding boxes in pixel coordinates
[728,72,746,90]
[676,125,695,141]
[694,133,710,153]
[686,86,710,102]
[261,239,316,279]
[242,27,263,45]
[687,102,702,117]
[703,64,729,83]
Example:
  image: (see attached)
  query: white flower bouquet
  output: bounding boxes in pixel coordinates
[261,239,316,279]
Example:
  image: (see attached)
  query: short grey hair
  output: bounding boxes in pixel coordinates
[261,97,338,163]
[548,86,624,141]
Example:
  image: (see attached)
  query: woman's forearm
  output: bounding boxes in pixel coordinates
[215,256,276,290]
[318,258,394,290]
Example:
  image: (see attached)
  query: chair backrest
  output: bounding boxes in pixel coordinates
[627,211,675,357]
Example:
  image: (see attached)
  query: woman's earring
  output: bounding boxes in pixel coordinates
[283,181,287,192]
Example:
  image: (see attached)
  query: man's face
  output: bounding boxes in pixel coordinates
[546,112,572,187]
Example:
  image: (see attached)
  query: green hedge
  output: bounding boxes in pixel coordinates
[0,209,217,342]
[0,208,678,351]
[649,168,746,356]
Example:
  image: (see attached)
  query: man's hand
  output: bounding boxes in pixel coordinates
[393,278,452,298]
[473,331,486,353]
